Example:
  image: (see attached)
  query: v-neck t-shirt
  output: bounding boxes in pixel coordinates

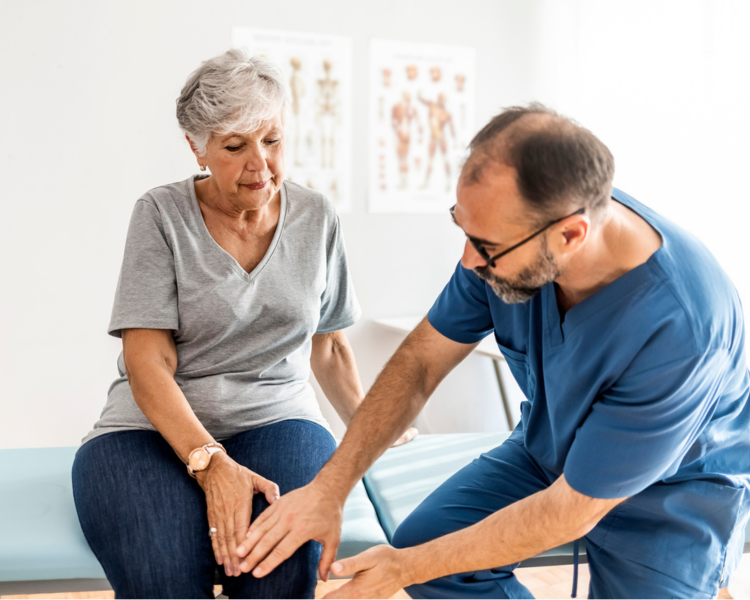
[82,175,360,446]
[428,188,750,585]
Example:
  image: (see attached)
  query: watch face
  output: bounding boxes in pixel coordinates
[189,449,210,471]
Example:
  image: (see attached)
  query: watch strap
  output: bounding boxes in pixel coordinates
[187,442,226,478]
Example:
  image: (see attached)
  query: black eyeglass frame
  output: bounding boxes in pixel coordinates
[450,205,586,268]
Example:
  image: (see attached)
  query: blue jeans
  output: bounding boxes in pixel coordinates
[72,420,336,599]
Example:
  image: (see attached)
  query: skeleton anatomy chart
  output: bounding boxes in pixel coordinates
[232,28,352,212]
[369,39,476,213]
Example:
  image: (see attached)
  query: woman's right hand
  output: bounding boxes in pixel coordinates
[391,426,419,447]
[195,452,280,577]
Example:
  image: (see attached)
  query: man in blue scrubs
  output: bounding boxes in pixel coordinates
[237,105,750,598]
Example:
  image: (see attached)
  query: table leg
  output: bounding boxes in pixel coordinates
[493,359,515,431]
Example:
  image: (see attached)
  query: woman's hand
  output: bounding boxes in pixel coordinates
[391,426,419,447]
[195,452,280,577]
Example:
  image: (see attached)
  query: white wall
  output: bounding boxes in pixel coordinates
[0,0,536,448]
[528,0,750,322]
[4,0,747,449]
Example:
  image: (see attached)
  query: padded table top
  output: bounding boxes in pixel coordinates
[363,432,586,566]
[0,446,386,584]
[0,447,105,582]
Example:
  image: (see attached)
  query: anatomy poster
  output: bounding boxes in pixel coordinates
[233,28,352,212]
[369,39,476,213]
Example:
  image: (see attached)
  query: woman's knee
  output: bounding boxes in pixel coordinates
[224,540,320,599]
[226,420,336,493]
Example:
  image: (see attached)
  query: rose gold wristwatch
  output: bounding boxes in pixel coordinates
[187,442,226,478]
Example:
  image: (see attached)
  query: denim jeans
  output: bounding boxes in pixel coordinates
[72,420,336,599]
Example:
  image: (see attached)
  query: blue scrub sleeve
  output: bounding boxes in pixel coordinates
[564,340,724,499]
[427,261,494,344]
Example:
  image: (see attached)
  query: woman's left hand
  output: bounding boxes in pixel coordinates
[391,426,419,447]
[323,545,411,599]
[196,453,280,577]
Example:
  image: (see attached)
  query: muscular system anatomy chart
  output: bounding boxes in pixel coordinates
[369,39,475,213]
[233,28,352,212]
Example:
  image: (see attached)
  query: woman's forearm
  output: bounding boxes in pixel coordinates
[310,331,364,425]
[123,328,214,463]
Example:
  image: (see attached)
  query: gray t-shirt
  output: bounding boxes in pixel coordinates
[82,175,360,445]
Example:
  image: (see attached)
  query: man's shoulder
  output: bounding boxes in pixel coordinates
[614,188,742,353]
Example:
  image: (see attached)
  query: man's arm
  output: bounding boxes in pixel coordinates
[313,318,476,489]
[326,475,627,599]
[237,318,478,578]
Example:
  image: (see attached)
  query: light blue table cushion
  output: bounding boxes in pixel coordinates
[363,432,511,541]
[362,432,585,564]
[338,479,389,559]
[0,446,386,583]
[0,447,105,582]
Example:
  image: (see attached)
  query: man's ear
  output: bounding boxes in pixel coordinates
[557,215,589,255]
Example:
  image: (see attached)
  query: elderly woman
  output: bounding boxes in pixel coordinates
[71,49,415,599]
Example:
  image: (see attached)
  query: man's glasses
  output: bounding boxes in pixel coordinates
[449,205,585,268]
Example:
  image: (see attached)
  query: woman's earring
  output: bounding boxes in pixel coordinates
[200,165,206,172]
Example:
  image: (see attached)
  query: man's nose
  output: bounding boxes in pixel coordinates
[460,239,487,271]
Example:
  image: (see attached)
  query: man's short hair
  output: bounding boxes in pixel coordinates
[463,103,615,222]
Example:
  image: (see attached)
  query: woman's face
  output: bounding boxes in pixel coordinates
[197,114,285,212]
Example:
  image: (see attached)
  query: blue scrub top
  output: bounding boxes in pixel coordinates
[428,188,750,588]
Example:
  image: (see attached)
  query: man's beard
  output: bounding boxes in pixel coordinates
[474,237,561,304]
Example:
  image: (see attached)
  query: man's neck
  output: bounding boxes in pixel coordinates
[555,199,663,314]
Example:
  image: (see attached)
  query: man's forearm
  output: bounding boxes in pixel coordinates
[400,476,626,586]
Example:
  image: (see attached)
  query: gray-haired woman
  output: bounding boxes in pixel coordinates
[71,49,416,599]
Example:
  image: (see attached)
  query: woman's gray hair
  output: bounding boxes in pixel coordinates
[176,49,290,156]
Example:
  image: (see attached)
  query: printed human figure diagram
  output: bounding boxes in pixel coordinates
[316,59,339,170]
[419,92,456,192]
[370,40,474,209]
[391,92,423,189]
[376,57,468,198]
[289,56,305,167]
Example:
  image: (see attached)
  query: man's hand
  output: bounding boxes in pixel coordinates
[233,426,416,581]
[236,320,467,581]
[237,480,345,580]
[324,545,411,599]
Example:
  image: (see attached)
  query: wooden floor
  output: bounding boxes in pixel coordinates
[2,561,740,598]
[0,564,592,599]
[2,564,739,599]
